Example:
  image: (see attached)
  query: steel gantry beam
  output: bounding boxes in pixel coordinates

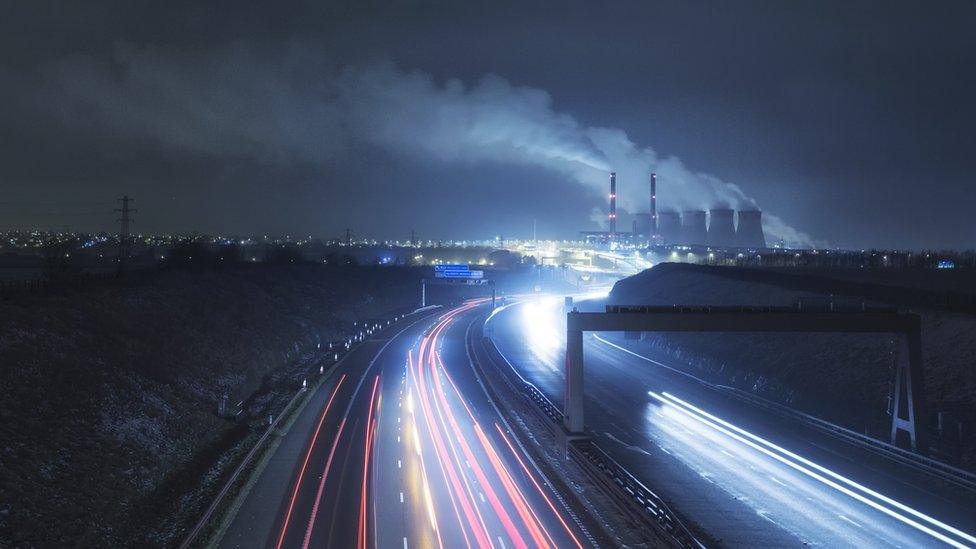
[564,305,927,453]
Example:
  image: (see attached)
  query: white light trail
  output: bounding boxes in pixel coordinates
[649,391,974,548]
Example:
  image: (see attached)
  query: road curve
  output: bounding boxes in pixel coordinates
[219,300,589,549]
[489,296,976,547]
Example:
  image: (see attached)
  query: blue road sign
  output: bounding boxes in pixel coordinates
[434,269,484,279]
[434,264,470,272]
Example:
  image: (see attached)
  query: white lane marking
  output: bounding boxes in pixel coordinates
[720,449,736,459]
[659,446,672,455]
[400,492,404,503]
[768,476,788,488]
[397,435,401,443]
[604,432,652,455]
[403,537,408,549]
[654,391,976,548]
[497,536,507,549]
[479,492,486,503]
[839,514,862,528]
[398,460,402,469]
[757,510,780,527]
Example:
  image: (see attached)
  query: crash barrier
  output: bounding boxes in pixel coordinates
[476,333,704,548]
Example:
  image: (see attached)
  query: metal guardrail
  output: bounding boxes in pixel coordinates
[718,385,976,492]
[181,308,424,548]
[569,439,704,549]
[480,336,564,424]
[595,333,976,494]
[478,335,704,548]
[180,386,306,548]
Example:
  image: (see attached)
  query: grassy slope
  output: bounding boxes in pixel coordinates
[0,265,423,546]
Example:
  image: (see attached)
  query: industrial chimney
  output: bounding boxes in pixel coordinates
[608,172,617,238]
[658,211,681,243]
[680,210,708,246]
[650,172,658,241]
[736,210,767,248]
[707,208,736,247]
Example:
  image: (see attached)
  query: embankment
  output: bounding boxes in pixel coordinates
[0,265,423,546]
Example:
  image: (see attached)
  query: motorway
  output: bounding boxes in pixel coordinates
[219,301,590,549]
[489,295,976,547]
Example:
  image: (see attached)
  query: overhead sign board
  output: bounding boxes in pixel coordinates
[434,264,470,272]
[434,269,484,279]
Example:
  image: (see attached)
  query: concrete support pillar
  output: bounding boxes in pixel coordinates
[564,328,585,434]
[421,279,426,308]
[890,332,927,453]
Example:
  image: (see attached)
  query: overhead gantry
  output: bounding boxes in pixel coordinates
[565,305,926,453]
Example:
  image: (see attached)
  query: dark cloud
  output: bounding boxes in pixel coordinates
[1,1,974,248]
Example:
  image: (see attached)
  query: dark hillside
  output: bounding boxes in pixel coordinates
[0,265,424,546]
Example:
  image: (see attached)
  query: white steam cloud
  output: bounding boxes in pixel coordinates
[45,44,815,245]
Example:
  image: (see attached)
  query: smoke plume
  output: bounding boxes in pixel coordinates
[44,43,815,245]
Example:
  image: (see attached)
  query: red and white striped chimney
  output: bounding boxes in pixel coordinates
[650,171,657,242]
[609,172,617,238]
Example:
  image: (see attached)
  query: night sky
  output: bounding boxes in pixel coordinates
[1,2,973,249]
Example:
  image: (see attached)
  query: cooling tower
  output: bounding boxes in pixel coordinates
[658,211,681,243]
[634,213,652,239]
[707,208,736,247]
[680,210,707,246]
[736,210,767,248]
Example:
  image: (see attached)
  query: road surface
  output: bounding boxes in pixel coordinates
[489,295,976,547]
[219,301,590,549]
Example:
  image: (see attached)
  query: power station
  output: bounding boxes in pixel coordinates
[581,171,768,249]
[680,210,708,246]
[650,172,658,241]
[608,172,617,239]
[707,208,736,248]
